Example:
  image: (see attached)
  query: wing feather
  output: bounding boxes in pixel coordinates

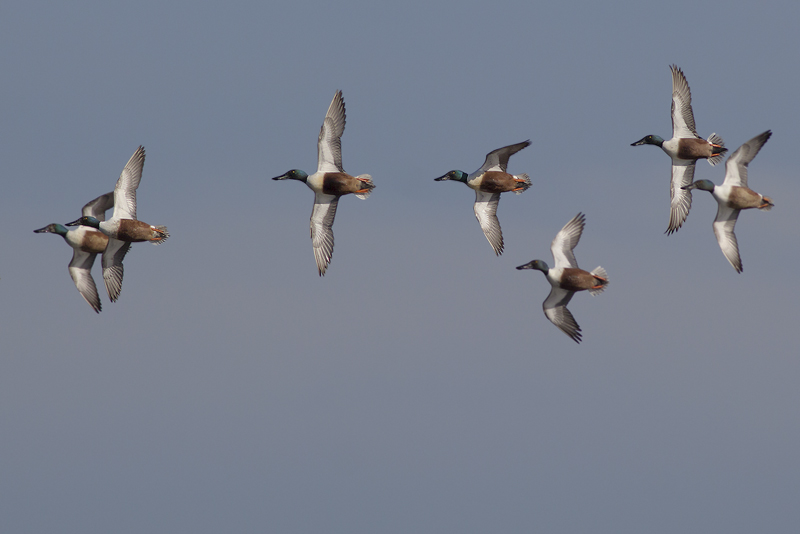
[310,193,339,275]
[68,249,101,313]
[667,163,695,234]
[473,191,503,255]
[101,239,131,301]
[113,146,145,220]
[543,286,581,343]
[476,140,531,173]
[722,130,771,188]
[712,204,742,273]
[551,213,585,269]
[82,192,115,222]
[317,91,346,173]
[670,65,699,139]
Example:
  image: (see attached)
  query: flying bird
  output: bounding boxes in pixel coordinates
[34,192,119,312]
[516,213,608,343]
[435,140,532,255]
[66,146,168,298]
[272,90,375,276]
[632,65,727,234]
[682,130,773,273]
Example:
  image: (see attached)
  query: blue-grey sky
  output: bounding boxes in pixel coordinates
[2,1,799,532]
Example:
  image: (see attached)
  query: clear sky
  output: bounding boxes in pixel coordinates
[2,1,799,532]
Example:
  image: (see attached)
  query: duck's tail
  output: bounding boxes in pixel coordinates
[588,266,609,296]
[151,226,169,245]
[512,173,532,194]
[354,174,375,199]
[706,133,727,166]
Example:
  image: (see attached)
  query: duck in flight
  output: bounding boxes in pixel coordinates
[272,90,375,276]
[682,130,773,273]
[435,140,532,255]
[516,213,608,343]
[35,192,119,312]
[632,65,727,234]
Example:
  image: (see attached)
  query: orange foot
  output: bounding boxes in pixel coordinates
[356,188,371,194]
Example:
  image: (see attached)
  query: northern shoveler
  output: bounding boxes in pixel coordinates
[34,192,122,312]
[435,140,532,255]
[272,90,374,276]
[516,213,608,343]
[682,130,773,272]
[632,65,727,234]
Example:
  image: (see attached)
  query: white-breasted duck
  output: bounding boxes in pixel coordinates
[682,130,773,273]
[632,65,727,234]
[516,213,608,343]
[435,141,532,255]
[272,90,375,276]
[34,192,122,312]
[66,147,168,280]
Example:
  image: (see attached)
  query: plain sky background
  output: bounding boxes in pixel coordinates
[2,1,799,532]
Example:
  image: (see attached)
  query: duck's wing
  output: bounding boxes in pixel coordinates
[543,286,581,343]
[82,192,115,222]
[712,203,742,273]
[722,130,772,188]
[670,65,699,139]
[550,212,585,269]
[112,146,145,220]
[101,239,131,301]
[476,140,531,173]
[473,191,503,255]
[317,90,346,173]
[667,162,695,234]
[68,249,101,313]
[310,193,339,276]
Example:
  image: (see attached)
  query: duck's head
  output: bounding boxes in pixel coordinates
[434,170,468,183]
[272,169,308,182]
[65,215,101,228]
[681,179,715,192]
[33,223,68,236]
[516,259,549,273]
[631,135,665,148]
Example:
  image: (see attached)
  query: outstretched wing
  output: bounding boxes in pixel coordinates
[113,146,145,220]
[670,65,699,139]
[101,239,131,301]
[310,193,339,275]
[473,191,503,255]
[551,213,585,269]
[722,130,771,188]
[667,162,695,234]
[712,204,742,273]
[476,140,531,174]
[543,286,581,343]
[82,192,115,222]
[317,90,346,173]
[68,249,101,313]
